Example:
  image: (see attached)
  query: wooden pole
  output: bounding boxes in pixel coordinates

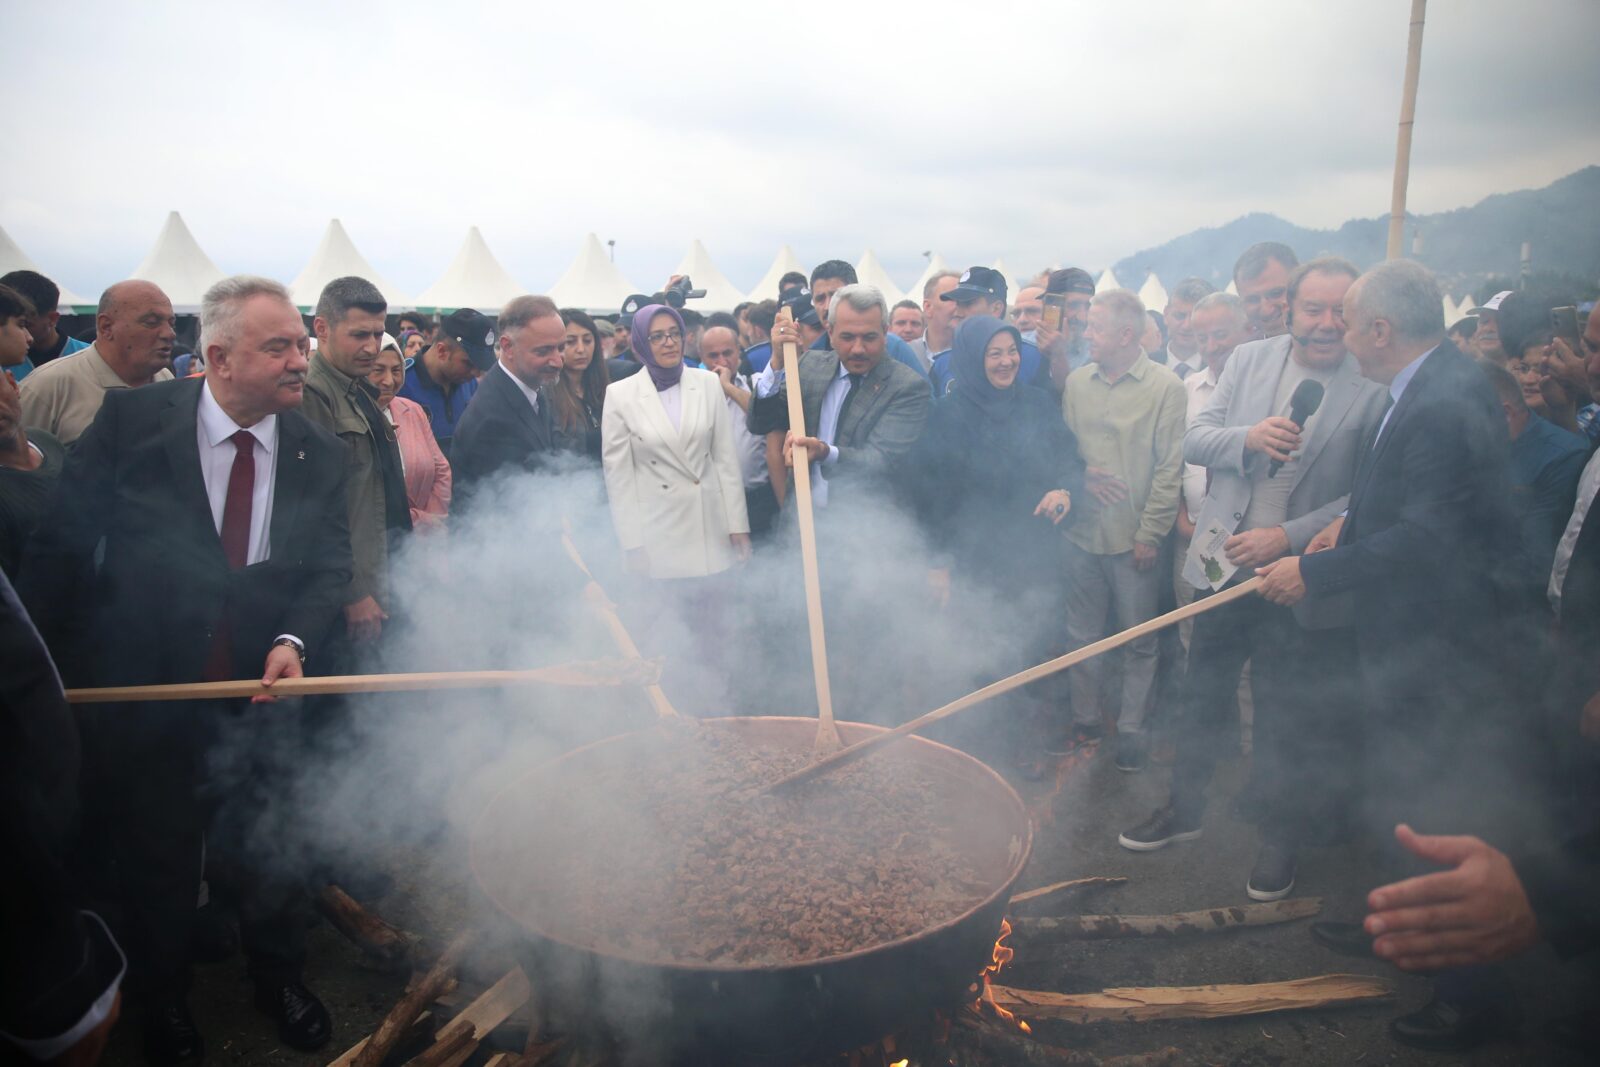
[1386,0,1428,260]
[559,522,680,721]
[775,307,842,755]
[65,660,660,705]
[767,577,1263,790]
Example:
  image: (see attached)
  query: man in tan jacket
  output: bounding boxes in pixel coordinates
[301,276,410,647]
[19,280,176,444]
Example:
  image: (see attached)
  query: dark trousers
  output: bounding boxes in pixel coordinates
[1169,593,1358,842]
[744,481,780,542]
[82,701,309,998]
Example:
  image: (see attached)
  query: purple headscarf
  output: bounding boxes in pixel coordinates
[630,303,686,392]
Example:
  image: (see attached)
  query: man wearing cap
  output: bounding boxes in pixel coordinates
[451,295,566,502]
[1035,267,1096,388]
[1469,290,1513,365]
[397,307,491,455]
[928,267,1050,397]
[303,277,410,648]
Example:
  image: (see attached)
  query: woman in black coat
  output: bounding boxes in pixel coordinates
[907,315,1085,766]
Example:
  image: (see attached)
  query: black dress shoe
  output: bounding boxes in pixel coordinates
[143,1000,205,1066]
[254,979,332,1051]
[1310,920,1375,957]
[1390,995,1519,1052]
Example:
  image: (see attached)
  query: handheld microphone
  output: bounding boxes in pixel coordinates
[1268,379,1324,477]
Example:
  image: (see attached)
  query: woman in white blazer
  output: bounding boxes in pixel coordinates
[601,303,751,581]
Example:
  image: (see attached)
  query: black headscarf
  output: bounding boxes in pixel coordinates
[950,315,1024,420]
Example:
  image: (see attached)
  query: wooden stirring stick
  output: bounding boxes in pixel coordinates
[775,307,843,756]
[65,660,660,704]
[560,520,682,721]
[766,576,1265,791]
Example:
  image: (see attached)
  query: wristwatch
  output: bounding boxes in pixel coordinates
[272,634,306,664]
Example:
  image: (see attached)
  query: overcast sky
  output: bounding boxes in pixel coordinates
[5,0,1597,299]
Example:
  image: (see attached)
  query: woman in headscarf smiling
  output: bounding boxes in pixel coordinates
[907,314,1085,766]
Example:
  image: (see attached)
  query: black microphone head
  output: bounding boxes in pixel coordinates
[1289,379,1325,424]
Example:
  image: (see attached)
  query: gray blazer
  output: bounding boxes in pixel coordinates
[747,348,931,496]
[1184,335,1389,628]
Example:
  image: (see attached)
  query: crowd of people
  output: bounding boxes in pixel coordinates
[0,240,1596,1065]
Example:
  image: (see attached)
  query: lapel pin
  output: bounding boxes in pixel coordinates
[297,450,306,460]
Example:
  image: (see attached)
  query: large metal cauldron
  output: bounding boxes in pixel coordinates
[470,716,1032,1066]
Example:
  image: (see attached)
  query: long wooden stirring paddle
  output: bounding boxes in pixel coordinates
[765,576,1265,791]
[560,519,682,721]
[775,307,843,756]
[64,660,661,704]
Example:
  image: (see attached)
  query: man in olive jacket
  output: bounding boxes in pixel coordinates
[301,277,411,648]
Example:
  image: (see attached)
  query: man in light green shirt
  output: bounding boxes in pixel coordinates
[1059,289,1187,771]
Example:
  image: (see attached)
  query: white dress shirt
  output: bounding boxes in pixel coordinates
[197,379,278,564]
[1550,447,1600,616]
[655,381,683,431]
[1166,346,1204,380]
[1181,366,1218,518]
[499,358,541,413]
[754,360,847,507]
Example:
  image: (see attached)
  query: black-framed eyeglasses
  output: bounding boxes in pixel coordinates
[648,330,683,346]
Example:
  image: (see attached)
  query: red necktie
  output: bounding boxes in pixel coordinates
[220,429,255,569]
[203,430,255,680]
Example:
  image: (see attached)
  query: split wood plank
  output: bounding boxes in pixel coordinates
[409,967,532,1067]
[1010,876,1128,905]
[1010,897,1321,940]
[990,974,1394,1024]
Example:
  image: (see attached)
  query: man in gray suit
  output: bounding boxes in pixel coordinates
[748,283,930,511]
[1119,257,1389,903]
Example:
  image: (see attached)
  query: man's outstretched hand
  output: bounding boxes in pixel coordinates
[1364,824,1539,971]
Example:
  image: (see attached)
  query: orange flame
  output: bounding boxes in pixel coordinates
[973,918,1032,1032]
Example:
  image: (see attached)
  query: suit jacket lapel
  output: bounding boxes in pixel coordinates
[160,382,224,563]
[800,352,838,438]
[840,358,893,443]
[269,414,311,558]
[636,375,693,472]
[1344,345,1448,538]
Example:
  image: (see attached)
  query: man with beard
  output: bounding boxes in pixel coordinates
[302,277,409,649]
[397,307,495,454]
[19,280,176,445]
[1120,259,1388,903]
[1234,242,1299,340]
[0,270,90,380]
[451,295,567,499]
[1035,266,1096,388]
[1468,290,1512,365]
[1011,285,1045,344]
[20,276,352,1064]
[1160,277,1218,380]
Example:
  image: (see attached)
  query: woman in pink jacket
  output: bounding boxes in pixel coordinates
[369,338,451,532]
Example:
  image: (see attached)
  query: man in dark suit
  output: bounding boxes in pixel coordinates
[21,276,352,1065]
[450,294,565,504]
[1257,259,1529,1051]
[747,283,930,510]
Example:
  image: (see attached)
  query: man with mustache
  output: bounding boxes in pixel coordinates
[18,279,176,445]
[21,276,353,1065]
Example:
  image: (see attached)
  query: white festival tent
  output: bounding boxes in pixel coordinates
[1094,268,1121,293]
[1456,294,1478,320]
[744,245,805,304]
[854,249,905,306]
[1138,273,1169,313]
[1224,279,1238,295]
[907,253,952,304]
[1443,295,1463,327]
[0,224,90,310]
[546,233,639,314]
[670,240,746,312]
[129,212,224,314]
[991,258,1028,300]
[416,227,523,312]
[289,219,409,311]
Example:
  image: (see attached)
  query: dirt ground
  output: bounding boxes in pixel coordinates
[96,736,1593,1067]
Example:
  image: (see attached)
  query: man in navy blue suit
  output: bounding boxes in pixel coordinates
[1257,259,1533,1052]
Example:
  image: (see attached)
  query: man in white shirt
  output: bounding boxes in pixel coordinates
[700,325,777,537]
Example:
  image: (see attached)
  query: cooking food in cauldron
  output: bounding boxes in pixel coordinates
[479,723,1002,966]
